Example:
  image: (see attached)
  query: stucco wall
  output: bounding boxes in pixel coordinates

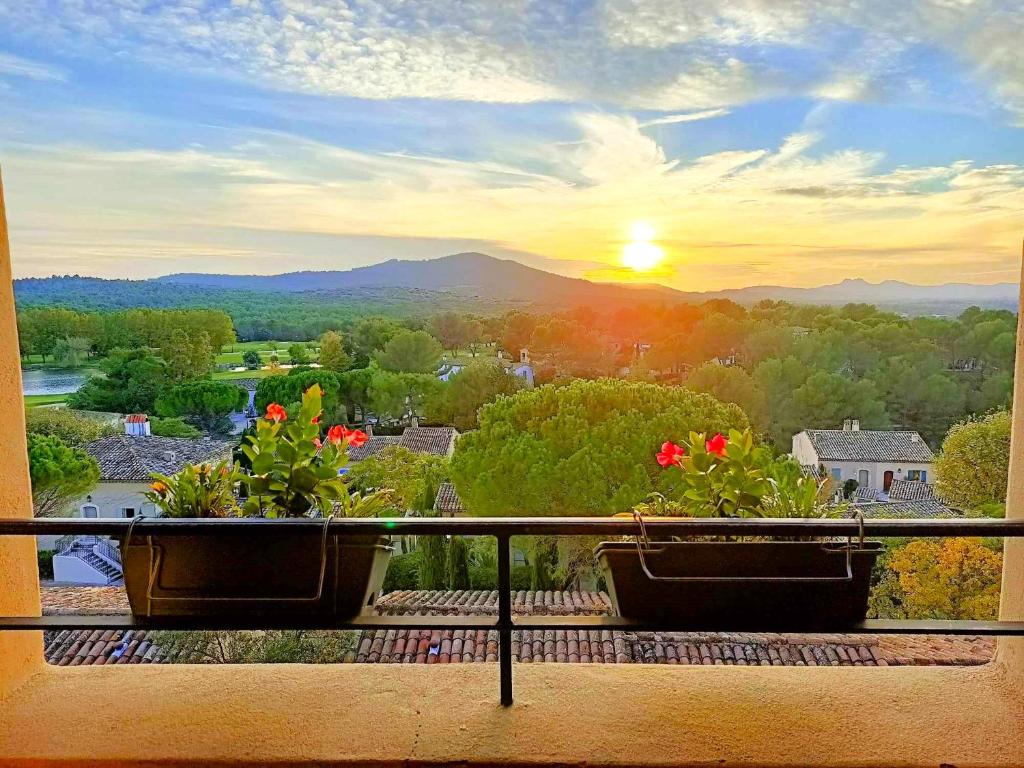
[0,168,41,699]
[817,459,932,488]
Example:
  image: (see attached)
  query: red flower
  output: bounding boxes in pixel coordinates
[347,429,368,448]
[265,403,287,423]
[656,441,685,467]
[326,425,345,445]
[706,433,728,457]
[311,414,321,425]
[313,437,323,450]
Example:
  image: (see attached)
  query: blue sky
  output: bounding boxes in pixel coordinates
[0,1,1022,290]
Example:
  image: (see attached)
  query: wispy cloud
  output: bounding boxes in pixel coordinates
[0,52,65,82]
[640,109,730,127]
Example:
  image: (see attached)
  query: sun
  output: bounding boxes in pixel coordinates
[621,221,664,272]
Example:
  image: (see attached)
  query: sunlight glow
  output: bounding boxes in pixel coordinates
[622,221,664,272]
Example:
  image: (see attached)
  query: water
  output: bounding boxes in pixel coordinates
[22,369,91,397]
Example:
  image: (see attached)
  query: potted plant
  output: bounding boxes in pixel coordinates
[121,386,393,621]
[595,429,881,630]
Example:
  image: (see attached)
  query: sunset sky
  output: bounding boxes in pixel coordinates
[0,1,1022,290]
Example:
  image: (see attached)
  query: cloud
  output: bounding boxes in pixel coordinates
[640,109,730,127]
[0,0,1021,118]
[4,112,1022,289]
[0,52,65,82]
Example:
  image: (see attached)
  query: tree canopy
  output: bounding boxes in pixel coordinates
[28,433,100,517]
[155,380,247,433]
[374,329,443,373]
[68,349,170,414]
[450,378,749,516]
[430,361,525,431]
[935,410,1011,511]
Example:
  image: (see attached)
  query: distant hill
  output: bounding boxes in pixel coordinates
[16,252,1019,315]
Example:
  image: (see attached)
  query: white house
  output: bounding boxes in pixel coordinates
[46,429,233,585]
[792,419,934,494]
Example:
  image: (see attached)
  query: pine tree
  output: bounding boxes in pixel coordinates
[446,536,471,590]
[418,534,448,590]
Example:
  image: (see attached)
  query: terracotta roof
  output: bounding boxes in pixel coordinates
[398,427,458,456]
[125,413,149,424]
[802,430,934,463]
[350,590,994,667]
[850,499,960,518]
[38,587,994,668]
[347,435,400,462]
[888,480,937,501]
[433,482,465,516]
[85,435,234,481]
[221,377,261,391]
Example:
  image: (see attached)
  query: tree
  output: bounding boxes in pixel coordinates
[869,538,1002,620]
[28,433,100,517]
[254,370,340,414]
[337,367,375,423]
[368,369,441,424]
[351,316,402,363]
[25,408,117,446]
[374,329,443,373]
[450,379,749,517]
[53,337,92,368]
[685,363,768,429]
[288,343,310,366]
[429,312,475,354]
[790,372,888,432]
[155,380,247,433]
[161,329,197,383]
[446,536,472,590]
[935,411,1011,511]
[346,445,449,514]
[318,331,350,373]
[418,531,448,590]
[430,362,525,431]
[67,349,170,414]
[501,311,537,356]
[242,350,261,370]
[190,331,215,377]
[150,416,202,438]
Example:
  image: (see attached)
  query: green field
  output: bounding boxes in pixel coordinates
[24,394,68,408]
[215,340,318,367]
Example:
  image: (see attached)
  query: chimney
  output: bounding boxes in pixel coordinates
[520,348,530,364]
[851,419,860,431]
[364,423,373,438]
[411,415,420,428]
[163,451,176,462]
[124,414,151,436]
[843,419,852,431]
[911,433,919,443]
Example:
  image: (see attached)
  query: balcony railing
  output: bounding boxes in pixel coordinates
[3,516,1024,704]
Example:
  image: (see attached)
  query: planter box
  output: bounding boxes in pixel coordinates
[595,540,882,630]
[121,527,392,620]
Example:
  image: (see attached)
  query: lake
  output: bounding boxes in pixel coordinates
[22,369,92,397]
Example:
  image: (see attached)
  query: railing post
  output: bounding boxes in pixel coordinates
[497,533,513,706]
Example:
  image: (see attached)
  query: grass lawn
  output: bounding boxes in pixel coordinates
[216,340,319,366]
[24,394,68,408]
[212,368,276,381]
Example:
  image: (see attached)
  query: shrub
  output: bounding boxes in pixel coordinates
[150,416,202,438]
[383,550,421,592]
[38,550,54,580]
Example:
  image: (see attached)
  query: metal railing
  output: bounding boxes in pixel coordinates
[3,515,1024,705]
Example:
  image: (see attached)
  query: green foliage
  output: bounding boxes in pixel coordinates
[155,380,247,432]
[429,312,478,352]
[242,350,261,369]
[367,368,441,423]
[38,550,54,580]
[445,535,472,590]
[467,536,499,588]
[151,629,357,663]
[288,342,310,365]
[27,433,100,517]
[451,379,748,517]
[52,336,92,368]
[667,430,774,517]
[430,361,524,431]
[374,329,443,373]
[149,416,202,438]
[25,408,117,446]
[350,316,402,362]
[935,410,1011,510]
[67,349,170,414]
[418,533,448,589]
[318,330,350,373]
[160,328,215,382]
[685,363,767,429]
[345,445,449,514]
[238,386,388,518]
[383,550,422,592]
[145,461,240,518]
[254,369,340,414]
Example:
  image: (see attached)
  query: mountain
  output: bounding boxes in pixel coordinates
[17,252,1020,315]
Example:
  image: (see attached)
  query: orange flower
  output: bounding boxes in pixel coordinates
[150,481,168,496]
[656,441,685,467]
[326,425,345,445]
[347,429,368,448]
[706,433,728,457]
[265,403,287,423]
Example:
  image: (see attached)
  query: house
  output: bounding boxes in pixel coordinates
[433,482,466,516]
[44,429,233,586]
[347,426,459,464]
[792,419,934,493]
[512,348,535,388]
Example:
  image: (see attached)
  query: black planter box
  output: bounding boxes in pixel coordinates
[595,540,882,630]
[121,528,392,620]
